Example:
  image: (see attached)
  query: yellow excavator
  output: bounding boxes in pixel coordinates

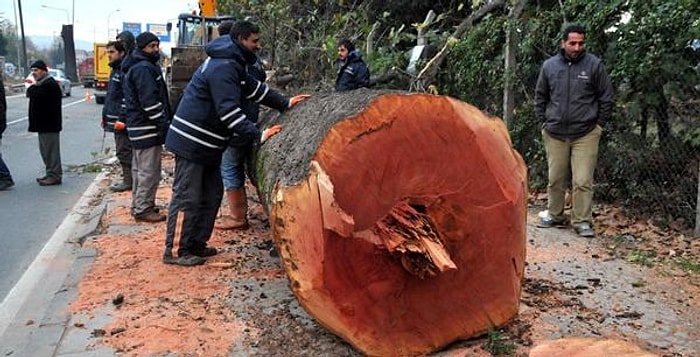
[167,0,234,112]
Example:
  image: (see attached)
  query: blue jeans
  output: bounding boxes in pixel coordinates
[220,145,249,191]
[0,138,13,182]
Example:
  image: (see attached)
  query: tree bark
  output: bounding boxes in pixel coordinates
[502,0,526,129]
[251,89,528,356]
[696,161,700,237]
[61,24,78,83]
[366,21,380,57]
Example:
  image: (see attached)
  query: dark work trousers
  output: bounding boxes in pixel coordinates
[165,155,223,257]
[38,132,62,180]
[114,130,133,165]
[0,138,12,182]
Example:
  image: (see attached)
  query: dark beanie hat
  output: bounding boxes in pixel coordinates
[30,59,48,71]
[136,32,159,49]
[116,31,135,52]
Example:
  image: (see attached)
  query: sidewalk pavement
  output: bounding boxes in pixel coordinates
[0,171,117,356]
[0,161,356,357]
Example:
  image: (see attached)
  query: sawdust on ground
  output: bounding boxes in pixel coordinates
[68,163,700,357]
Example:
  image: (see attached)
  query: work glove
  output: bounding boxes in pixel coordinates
[261,124,282,143]
[288,94,310,108]
[114,121,126,131]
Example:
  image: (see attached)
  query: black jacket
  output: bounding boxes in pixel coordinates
[165,36,288,166]
[27,75,63,133]
[0,76,6,139]
[535,50,614,140]
[335,51,370,92]
[123,49,171,149]
[102,58,124,132]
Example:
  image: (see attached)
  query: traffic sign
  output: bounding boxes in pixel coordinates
[122,22,142,36]
[147,23,171,42]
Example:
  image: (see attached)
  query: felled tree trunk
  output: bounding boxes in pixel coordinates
[251,89,527,357]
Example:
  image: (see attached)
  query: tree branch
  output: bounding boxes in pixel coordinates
[412,0,506,91]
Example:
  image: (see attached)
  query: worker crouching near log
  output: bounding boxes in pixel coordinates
[163,21,309,266]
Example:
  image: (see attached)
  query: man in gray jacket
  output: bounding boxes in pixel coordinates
[534,24,614,237]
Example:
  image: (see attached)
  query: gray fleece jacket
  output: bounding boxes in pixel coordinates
[535,50,614,140]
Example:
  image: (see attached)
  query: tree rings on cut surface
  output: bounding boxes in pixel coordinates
[253,89,528,356]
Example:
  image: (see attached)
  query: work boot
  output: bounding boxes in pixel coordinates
[110,163,133,192]
[172,253,207,267]
[38,176,62,186]
[0,179,14,191]
[163,249,176,264]
[190,246,218,257]
[214,188,249,230]
[134,211,166,222]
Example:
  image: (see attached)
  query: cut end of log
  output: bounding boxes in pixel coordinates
[259,91,528,357]
[375,201,457,279]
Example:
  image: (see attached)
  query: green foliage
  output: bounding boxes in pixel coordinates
[443,15,505,112]
[511,106,548,189]
[217,0,472,91]
[366,47,406,78]
[627,250,656,267]
[483,329,515,356]
[631,279,646,288]
[673,257,700,274]
[214,0,698,228]
[0,21,21,66]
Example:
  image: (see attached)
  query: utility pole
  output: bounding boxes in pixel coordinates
[17,0,28,75]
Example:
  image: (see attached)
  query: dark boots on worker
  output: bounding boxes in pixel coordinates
[110,163,132,192]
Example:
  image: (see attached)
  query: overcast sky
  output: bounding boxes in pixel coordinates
[1,0,198,51]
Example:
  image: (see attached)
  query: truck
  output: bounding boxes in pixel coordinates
[93,43,111,104]
[167,0,233,113]
[78,57,94,88]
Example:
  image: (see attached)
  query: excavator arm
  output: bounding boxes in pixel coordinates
[198,0,217,17]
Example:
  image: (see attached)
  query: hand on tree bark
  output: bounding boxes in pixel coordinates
[288,94,311,108]
[261,124,282,143]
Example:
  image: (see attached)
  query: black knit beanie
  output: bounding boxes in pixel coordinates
[116,31,136,52]
[136,32,159,49]
[30,59,48,71]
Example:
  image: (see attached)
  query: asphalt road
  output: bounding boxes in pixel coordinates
[0,87,110,302]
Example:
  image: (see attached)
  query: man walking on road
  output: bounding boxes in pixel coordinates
[123,32,171,222]
[534,24,614,237]
[103,40,133,192]
[0,75,14,190]
[27,60,63,186]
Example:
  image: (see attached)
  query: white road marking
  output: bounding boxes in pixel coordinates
[7,98,88,125]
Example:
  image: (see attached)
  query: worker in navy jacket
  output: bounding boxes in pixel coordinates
[102,40,133,193]
[122,32,171,223]
[163,21,308,266]
[335,38,370,91]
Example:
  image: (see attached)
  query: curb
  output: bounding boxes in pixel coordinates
[0,171,110,355]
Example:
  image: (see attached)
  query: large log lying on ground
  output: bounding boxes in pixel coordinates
[251,89,527,356]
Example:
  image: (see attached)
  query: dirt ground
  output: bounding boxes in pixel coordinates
[69,160,700,357]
